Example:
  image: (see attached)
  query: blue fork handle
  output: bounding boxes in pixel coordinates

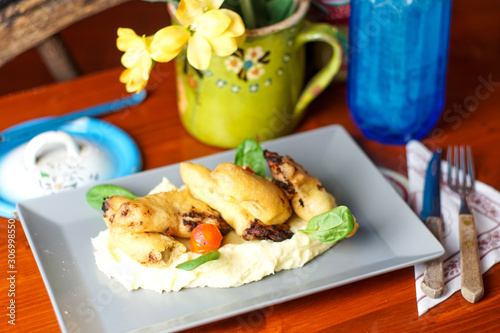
[0,90,146,143]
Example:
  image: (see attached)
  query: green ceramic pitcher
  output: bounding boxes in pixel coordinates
[172,0,343,148]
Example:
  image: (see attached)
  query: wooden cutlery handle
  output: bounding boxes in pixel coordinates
[459,213,484,303]
[421,216,445,298]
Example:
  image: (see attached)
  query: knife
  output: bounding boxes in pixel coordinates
[420,148,445,298]
[0,90,146,143]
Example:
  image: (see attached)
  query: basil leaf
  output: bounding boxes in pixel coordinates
[300,206,355,244]
[86,185,139,210]
[176,250,221,271]
[234,138,267,177]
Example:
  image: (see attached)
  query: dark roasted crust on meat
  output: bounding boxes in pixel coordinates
[102,197,117,224]
[243,219,293,242]
[102,200,110,213]
[263,149,283,164]
[264,150,296,198]
[181,210,233,236]
[215,220,233,236]
[273,179,296,196]
[263,150,284,173]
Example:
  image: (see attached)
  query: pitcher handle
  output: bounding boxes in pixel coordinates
[293,23,344,117]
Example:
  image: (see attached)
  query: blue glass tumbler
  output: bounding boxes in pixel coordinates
[347,0,452,144]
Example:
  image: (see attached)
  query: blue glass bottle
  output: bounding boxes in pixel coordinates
[347,0,452,144]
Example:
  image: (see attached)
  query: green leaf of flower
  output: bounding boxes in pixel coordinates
[266,0,295,24]
[86,185,139,210]
[176,250,221,271]
[234,138,267,177]
[300,206,355,244]
[231,0,295,29]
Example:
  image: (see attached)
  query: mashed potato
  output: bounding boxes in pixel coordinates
[92,216,333,292]
[91,178,336,292]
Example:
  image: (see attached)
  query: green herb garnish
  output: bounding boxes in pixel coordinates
[300,206,355,244]
[234,138,267,177]
[86,184,139,210]
[176,250,221,271]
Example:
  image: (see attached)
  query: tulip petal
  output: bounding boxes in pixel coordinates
[143,35,154,50]
[117,28,142,52]
[207,36,238,57]
[140,53,153,80]
[195,10,230,38]
[150,26,190,62]
[202,0,224,10]
[233,33,247,46]
[120,68,148,93]
[187,34,212,70]
[219,9,246,38]
[119,68,132,84]
[176,0,203,26]
[121,47,149,68]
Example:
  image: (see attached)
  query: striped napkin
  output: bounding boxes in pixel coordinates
[406,140,500,315]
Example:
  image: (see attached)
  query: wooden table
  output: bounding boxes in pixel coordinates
[1,1,500,331]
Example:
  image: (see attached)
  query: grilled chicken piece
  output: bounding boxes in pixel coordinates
[109,227,186,266]
[180,162,293,241]
[102,188,231,265]
[102,195,129,228]
[264,150,336,221]
[103,189,231,238]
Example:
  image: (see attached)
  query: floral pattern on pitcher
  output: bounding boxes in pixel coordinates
[225,46,270,81]
[172,1,343,148]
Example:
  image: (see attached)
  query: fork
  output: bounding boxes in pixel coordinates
[447,145,484,303]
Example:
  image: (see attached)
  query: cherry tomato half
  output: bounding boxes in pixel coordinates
[190,223,223,254]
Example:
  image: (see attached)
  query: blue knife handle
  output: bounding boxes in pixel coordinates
[0,90,146,143]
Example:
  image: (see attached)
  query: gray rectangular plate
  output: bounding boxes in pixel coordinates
[17,125,444,332]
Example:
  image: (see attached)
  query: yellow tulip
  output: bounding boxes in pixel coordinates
[116,28,154,93]
[150,0,245,70]
[150,26,190,63]
[116,0,246,92]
